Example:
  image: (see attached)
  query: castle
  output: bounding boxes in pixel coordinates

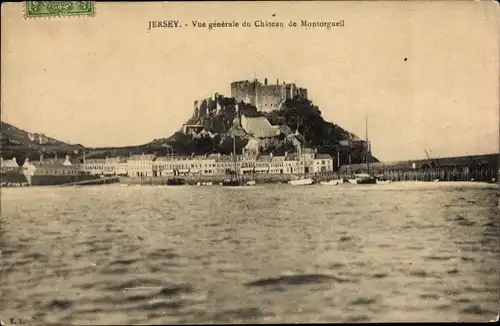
[230,78,308,112]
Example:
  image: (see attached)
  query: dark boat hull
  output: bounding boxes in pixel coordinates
[222,180,242,186]
[167,178,186,186]
[356,177,377,184]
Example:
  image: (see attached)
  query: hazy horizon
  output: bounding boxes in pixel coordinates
[2,1,499,162]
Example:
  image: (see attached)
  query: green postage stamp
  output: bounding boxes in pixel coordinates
[25,1,95,18]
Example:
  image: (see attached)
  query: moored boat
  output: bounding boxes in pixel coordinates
[343,116,378,185]
[166,178,186,186]
[352,173,377,184]
[289,177,313,186]
[320,179,343,185]
[222,179,242,186]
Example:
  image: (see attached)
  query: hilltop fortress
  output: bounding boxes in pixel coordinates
[231,78,308,112]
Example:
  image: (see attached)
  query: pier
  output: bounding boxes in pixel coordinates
[61,176,120,187]
[341,153,499,183]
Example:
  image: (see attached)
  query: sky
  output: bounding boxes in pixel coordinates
[1,1,499,162]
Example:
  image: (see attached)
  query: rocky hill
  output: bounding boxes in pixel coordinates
[1,94,378,165]
[0,121,84,161]
[149,94,376,164]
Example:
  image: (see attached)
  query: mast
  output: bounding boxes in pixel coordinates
[299,117,305,176]
[348,147,352,175]
[302,126,304,176]
[365,115,370,174]
[232,135,237,180]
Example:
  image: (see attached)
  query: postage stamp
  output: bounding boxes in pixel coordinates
[24,1,95,18]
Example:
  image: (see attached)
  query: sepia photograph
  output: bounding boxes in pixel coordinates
[1,0,499,324]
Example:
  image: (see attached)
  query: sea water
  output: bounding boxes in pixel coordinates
[1,182,498,324]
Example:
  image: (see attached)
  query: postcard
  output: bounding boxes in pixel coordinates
[1,1,499,324]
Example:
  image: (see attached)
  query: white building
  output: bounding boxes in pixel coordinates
[127,154,155,177]
[215,154,236,175]
[0,157,20,172]
[153,155,218,177]
[284,153,300,174]
[311,154,334,173]
[82,158,107,175]
[117,158,128,176]
[254,154,271,174]
[269,154,285,174]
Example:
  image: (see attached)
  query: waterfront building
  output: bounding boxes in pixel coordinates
[269,154,285,174]
[22,155,81,177]
[239,154,256,174]
[127,154,155,177]
[254,154,272,174]
[215,154,236,175]
[101,157,121,176]
[81,156,121,176]
[187,155,217,176]
[82,158,106,175]
[284,153,300,174]
[0,157,20,173]
[116,158,128,176]
[152,156,175,177]
[312,153,334,173]
[153,155,218,177]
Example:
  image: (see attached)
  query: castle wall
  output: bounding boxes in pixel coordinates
[230,79,308,112]
[257,84,287,112]
[231,81,257,106]
[296,87,308,99]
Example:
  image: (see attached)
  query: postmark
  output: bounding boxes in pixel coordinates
[24,1,95,19]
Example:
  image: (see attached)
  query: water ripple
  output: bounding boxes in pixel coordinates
[1,182,497,323]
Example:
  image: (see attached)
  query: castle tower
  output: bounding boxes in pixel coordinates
[193,101,199,118]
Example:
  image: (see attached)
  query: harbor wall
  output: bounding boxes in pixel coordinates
[120,166,499,185]
[339,166,498,182]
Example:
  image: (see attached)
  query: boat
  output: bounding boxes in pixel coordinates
[351,173,377,184]
[222,116,245,187]
[222,179,242,186]
[344,116,377,185]
[320,178,343,186]
[166,178,185,186]
[288,120,313,186]
[289,177,313,186]
[246,180,256,186]
[374,174,392,184]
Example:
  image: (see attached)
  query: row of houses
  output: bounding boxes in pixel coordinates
[88,150,334,177]
[1,150,335,178]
